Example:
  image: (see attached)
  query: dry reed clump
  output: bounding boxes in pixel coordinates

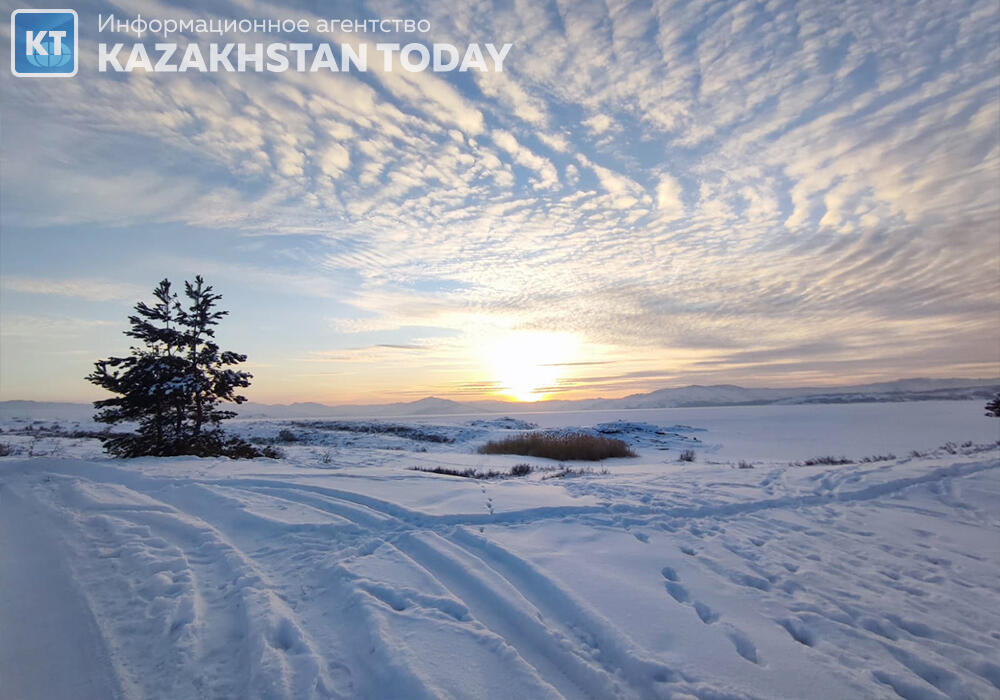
[478,432,636,461]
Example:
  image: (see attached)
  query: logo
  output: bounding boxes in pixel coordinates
[10,9,78,77]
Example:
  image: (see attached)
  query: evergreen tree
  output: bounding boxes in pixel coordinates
[986,393,1000,418]
[87,277,258,458]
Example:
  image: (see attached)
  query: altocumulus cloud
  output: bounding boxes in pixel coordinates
[0,0,997,399]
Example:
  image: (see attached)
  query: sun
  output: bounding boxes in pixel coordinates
[484,331,579,402]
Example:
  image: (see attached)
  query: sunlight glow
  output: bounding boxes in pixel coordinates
[484,331,580,402]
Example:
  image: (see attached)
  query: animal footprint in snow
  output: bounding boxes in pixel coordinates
[665,582,690,603]
[724,625,760,664]
[661,566,679,581]
[661,565,721,624]
[777,617,816,646]
[694,601,718,624]
[660,568,694,605]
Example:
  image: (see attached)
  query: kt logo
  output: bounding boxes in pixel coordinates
[10,9,78,77]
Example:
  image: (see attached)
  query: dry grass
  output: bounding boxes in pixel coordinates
[410,464,535,479]
[795,455,853,466]
[541,466,610,480]
[411,463,613,480]
[478,432,636,461]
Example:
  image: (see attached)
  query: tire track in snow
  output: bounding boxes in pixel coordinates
[22,468,449,698]
[34,474,349,700]
[226,480,680,697]
[10,454,999,700]
[128,479,461,699]
[166,480,592,699]
[448,528,684,690]
[229,484,637,697]
[0,482,126,700]
[192,460,1000,699]
[220,458,1000,533]
[390,532,621,699]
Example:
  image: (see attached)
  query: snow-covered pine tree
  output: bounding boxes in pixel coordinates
[87,277,258,458]
[986,393,1000,418]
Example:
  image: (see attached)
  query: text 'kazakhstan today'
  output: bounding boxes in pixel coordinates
[98,42,513,73]
[96,14,512,73]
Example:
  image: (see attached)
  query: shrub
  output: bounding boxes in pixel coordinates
[98,432,267,459]
[292,420,453,443]
[860,454,896,463]
[2,426,117,440]
[411,464,536,479]
[541,466,609,480]
[277,429,298,443]
[737,460,753,469]
[679,449,695,462]
[478,432,636,461]
[257,445,284,459]
[0,442,16,457]
[985,393,1000,417]
[796,456,853,466]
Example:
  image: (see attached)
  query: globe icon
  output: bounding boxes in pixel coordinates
[25,35,72,69]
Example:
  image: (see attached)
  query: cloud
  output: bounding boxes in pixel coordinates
[319,143,351,179]
[655,175,685,219]
[2,0,997,401]
[475,71,549,126]
[0,315,118,339]
[491,129,559,189]
[2,277,145,302]
[583,114,615,134]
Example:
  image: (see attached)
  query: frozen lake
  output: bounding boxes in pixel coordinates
[316,399,999,461]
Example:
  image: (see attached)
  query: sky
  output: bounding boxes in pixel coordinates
[1,0,998,405]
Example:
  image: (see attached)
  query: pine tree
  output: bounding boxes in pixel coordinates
[986,393,1000,418]
[87,277,258,458]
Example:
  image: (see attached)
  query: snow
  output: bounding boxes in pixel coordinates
[0,475,124,700]
[0,400,998,699]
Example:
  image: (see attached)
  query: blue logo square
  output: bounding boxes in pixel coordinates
[10,9,78,77]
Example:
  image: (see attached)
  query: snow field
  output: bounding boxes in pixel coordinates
[0,401,998,699]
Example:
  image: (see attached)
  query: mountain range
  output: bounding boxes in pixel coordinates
[3,377,997,421]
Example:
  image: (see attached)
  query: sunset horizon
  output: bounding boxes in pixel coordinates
[3,1,997,407]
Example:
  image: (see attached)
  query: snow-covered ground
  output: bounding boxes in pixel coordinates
[1,400,998,699]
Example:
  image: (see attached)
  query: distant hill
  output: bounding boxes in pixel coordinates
[605,378,1000,410]
[464,378,1000,413]
[0,401,96,422]
[235,396,475,419]
[3,378,997,421]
